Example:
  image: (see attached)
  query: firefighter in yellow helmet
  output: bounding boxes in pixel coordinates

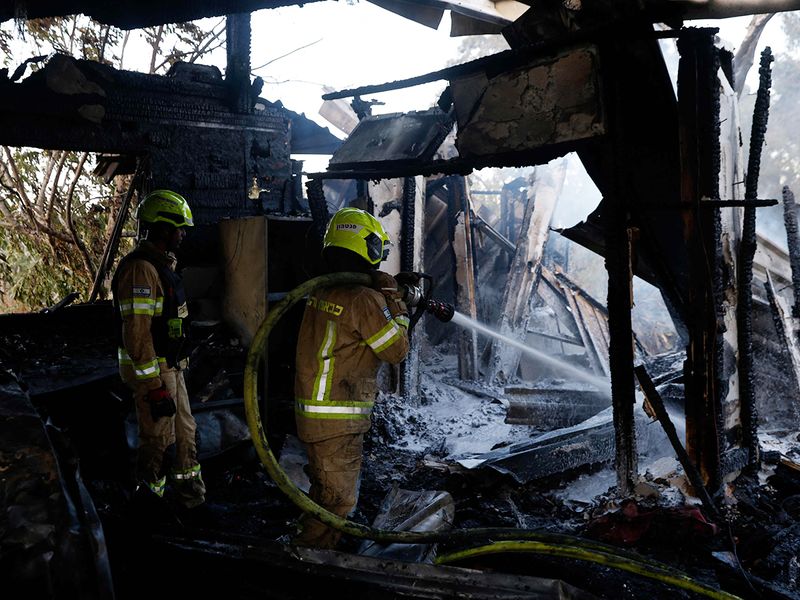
[112,190,205,514]
[293,207,411,548]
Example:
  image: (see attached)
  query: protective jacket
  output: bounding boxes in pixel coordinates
[112,240,188,390]
[295,283,410,442]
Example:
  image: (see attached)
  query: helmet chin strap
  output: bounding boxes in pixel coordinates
[138,221,175,251]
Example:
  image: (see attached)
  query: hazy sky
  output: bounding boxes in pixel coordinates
[102,3,793,136]
[247,4,789,128]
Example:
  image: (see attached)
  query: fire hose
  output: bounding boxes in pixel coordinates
[243,272,742,600]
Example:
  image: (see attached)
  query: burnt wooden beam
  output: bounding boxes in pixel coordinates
[1,1,323,29]
[472,212,516,254]
[565,286,610,377]
[527,329,583,346]
[637,198,777,210]
[602,40,638,496]
[677,30,723,487]
[538,267,585,344]
[226,13,252,113]
[400,177,424,401]
[737,48,774,466]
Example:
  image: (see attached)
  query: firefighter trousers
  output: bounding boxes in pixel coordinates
[294,433,364,549]
[129,368,205,508]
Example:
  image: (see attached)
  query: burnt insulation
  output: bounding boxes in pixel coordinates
[737,47,774,466]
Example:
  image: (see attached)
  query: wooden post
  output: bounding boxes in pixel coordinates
[603,41,638,495]
[225,13,252,114]
[677,31,723,487]
[449,177,478,380]
[485,161,565,384]
[400,176,426,402]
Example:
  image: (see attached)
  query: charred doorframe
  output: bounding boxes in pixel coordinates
[676,30,725,487]
[601,40,639,495]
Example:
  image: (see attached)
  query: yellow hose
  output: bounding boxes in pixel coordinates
[243,272,742,600]
[436,541,743,600]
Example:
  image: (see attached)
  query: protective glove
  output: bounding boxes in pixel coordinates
[369,270,408,318]
[147,385,177,422]
[394,272,422,287]
[370,270,399,295]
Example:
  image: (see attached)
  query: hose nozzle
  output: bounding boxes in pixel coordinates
[425,299,455,323]
[400,283,425,307]
[397,275,453,323]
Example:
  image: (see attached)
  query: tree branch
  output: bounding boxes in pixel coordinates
[149,25,165,74]
[189,20,226,63]
[47,151,68,229]
[35,150,57,215]
[2,145,39,229]
[65,152,95,277]
[120,29,130,70]
[0,218,75,243]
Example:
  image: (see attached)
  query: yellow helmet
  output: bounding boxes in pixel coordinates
[323,207,390,266]
[136,190,194,227]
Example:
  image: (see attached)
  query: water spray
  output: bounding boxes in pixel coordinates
[399,273,607,394]
[450,311,611,396]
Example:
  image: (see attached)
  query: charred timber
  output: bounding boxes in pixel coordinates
[225,13,253,114]
[306,178,329,243]
[677,31,724,487]
[782,186,800,317]
[399,177,417,400]
[603,40,638,495]
[737,48,773,467]
[401,178,416,273]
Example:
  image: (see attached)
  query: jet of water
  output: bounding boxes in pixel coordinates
[450,311,612,397]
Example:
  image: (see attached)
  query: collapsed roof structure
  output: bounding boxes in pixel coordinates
[3,0,800,598]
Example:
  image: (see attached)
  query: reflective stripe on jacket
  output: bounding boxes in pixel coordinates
[112,241,175,389]
[295,282,409,442]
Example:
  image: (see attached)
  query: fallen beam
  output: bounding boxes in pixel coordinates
[634,365,720,521]
[154,533,598,599]
[456,407,616,483]
[504,385,610,427]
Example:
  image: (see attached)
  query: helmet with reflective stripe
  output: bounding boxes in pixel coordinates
[136,190,194,227]
[323,207,390,266]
